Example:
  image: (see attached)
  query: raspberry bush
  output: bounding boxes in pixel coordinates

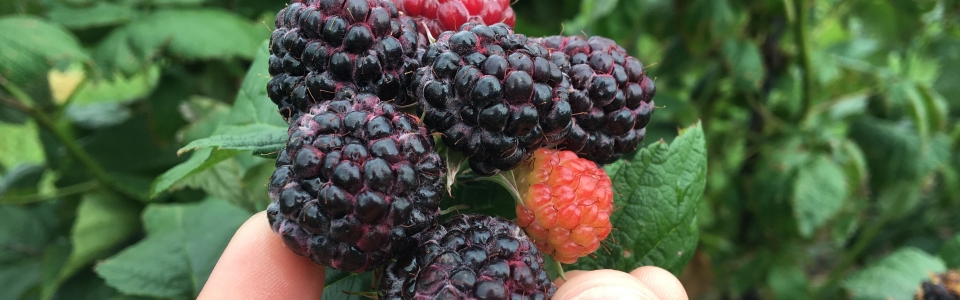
[1,0,957,300]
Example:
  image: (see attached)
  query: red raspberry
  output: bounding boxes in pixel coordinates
[396,0,516,37]
[514,148,614,264]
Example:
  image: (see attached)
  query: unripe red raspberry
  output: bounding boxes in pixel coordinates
[513,148,614,264]
[395,0,516,37]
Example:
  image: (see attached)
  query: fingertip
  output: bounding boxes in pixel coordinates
[199,211,327,300]
[630,266,689,300]
[553,270,590,286]
[554,269,659,300]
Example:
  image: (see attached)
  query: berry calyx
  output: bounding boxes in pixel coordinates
[514,148,614,264]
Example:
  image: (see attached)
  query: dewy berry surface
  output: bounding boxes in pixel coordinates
[536,35,657,164]
[414,23,573,176]
[514,148,614,264]
[380,214,557,300]
[395,0,516,37]
[266,0,428,122]
[266,94,445,272]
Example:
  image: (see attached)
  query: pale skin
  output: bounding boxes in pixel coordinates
[199,212,690,300]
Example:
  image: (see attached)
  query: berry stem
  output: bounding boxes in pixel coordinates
[0,79,143,201]
[439,204,470,215]
[422,20,436,44]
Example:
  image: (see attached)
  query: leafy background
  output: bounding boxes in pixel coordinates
[0,0,957,299]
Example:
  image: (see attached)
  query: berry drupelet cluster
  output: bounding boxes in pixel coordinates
[413,23,572,176]
[267,0,427,121]
[267,95,445,272]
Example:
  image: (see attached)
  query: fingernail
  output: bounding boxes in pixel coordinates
[571,285,651,300]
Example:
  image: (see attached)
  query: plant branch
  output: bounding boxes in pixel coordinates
[0,80,139,200]
[0,181,98,205]
[792,0,814,121]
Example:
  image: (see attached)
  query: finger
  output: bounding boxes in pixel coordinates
[630,266,689,300]
[553,269,660,300]
[554,270,590,286]
[198,211,327,300]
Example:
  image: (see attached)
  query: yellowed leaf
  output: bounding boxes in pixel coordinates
[48,67,85,104]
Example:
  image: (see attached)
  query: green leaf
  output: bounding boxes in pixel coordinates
[95,198,250,299]
[0,16,90,105]
[178,97,232,144]
[146,0,209,5]
[156,41,284,190]
[60,193,141,282]
[836,139,868,194]
[0,120,44,169]
[443,180,518,220]
[94,9,267,74]
[940,233,960,268]
[81,117,183,173]
[178,124,287,156]
[53,269,133,300]
[722,38,765,91]
[570,121,707,275]
[0,164,45,201]
[154,41,284,191]
[71,66,161,106]
[47,2,136,29]
[843,247,946,300]
[64,103,133,129]
[178,157,266,212]
[0,202,61,299]
[219,40,286,129]
[791,155,847,238]
[39,240,71,300]
[917,85,948,132]
[895,82,930,147]
[65,66,162,128]
[321,270,375,300]
[0,259,43,300]
[767,264,808,300]
[150,147,243,198]
[849,117,923,187]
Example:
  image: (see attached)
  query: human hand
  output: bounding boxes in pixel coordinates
[199,212,689,300]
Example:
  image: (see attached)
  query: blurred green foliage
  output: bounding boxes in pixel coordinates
[0,0,958,299]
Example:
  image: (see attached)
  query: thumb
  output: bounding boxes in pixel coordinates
[553,269,661,300]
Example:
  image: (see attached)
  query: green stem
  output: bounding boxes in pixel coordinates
[439,204,470,215]
[792,0,814,121]
[0,181,98,205]
[0,81,138,200]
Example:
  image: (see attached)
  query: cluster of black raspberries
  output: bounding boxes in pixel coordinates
[264,0,656,298]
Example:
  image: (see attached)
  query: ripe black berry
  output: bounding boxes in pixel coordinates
[379,214,557,300]
[415,23,573,175]
[536,35,656,164]
[267,1,429,122]
[267,94,444,272]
